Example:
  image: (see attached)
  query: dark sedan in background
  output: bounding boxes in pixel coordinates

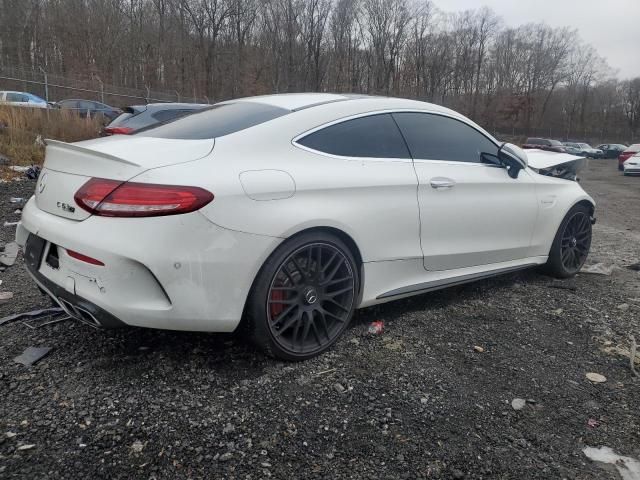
[103,103,209,135]
[596,143,627,159]
[54,99,121,122]
[521,138,567,153]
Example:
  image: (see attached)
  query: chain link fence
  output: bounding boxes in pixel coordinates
[493,125,631,147]
[0,65,208,107]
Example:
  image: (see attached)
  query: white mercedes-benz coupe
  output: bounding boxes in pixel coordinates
[16,93,595,360]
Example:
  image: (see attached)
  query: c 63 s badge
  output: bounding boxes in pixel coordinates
[57,202,76,213]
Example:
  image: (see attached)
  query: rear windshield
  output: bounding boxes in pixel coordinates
[136,102,289,139]
[108,112,135,127]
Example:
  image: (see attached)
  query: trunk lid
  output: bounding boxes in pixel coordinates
[36,137,214,220]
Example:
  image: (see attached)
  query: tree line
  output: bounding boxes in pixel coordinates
[1,0,639,142]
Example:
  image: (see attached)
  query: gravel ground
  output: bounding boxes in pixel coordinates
[1,160,639,479]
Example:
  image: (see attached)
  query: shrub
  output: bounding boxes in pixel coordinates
[0,105,103,165]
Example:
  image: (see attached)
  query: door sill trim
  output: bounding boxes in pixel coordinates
[376,263,538,300]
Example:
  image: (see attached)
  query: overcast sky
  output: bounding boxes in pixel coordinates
[438,0,640,79]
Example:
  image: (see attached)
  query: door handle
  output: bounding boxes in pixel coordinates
[430,177,456,189]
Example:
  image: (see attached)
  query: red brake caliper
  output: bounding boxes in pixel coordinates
[270,289,285,319]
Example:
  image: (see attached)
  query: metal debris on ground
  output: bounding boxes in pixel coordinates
[0,242,19,266]
[581,263,616,276]
[7,165,41,179]
[473,345,485,353]
[4,221,19,227]
[16,444,36,451]
[511,398,526,410]
[14,347,52,366]
[10,197,25,204]
[0,291,13,304]
[585,372,607,383]
[25,166,41,180]
[368,321,384,335]
[0,307,66,327]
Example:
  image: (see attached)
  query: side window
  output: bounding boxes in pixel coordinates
[393,112,499,163]
[297,114,410,159]
[60,100,79,109]
[152,109,190,123]
[77,100,94,110]
[6,93,28,102]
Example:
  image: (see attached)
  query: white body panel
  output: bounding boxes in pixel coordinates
[17,94,595,332]
[623,154,640,174]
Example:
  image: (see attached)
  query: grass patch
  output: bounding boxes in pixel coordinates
[0,106,103,166]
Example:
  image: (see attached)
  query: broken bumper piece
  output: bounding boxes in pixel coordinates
[25,251,126,328]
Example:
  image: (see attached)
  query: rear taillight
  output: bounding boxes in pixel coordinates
[103,126,134,135]
[74,178,214,217]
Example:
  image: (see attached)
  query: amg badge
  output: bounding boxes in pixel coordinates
[57,202,76,213]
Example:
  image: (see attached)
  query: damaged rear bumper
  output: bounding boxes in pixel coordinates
[25,257,126,328]
[17,197,282,332]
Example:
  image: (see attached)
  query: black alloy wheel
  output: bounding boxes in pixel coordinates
[560,211,592,274]
[267,243,355,356]
[543,203,592,278]
[245,232,358,360]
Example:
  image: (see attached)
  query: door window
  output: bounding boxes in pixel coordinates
[297,113,410,159]
[6,92,29,102]
[393,112,499,163]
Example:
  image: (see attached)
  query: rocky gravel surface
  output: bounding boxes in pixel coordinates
[1,160,639,479]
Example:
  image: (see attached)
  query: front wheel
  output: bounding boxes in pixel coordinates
[245,232,359,361]
[543,204,592,278]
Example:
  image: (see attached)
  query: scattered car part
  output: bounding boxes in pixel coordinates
[13,346,52,366]
[0,307,65,326]
[0,242,19,266]
[0,291,13,304]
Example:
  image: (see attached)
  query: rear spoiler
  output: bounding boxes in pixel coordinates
[44,139,141,167]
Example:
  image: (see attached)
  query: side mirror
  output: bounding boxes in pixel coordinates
[498,143,528,179]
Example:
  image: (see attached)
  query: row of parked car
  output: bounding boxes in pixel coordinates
[522,137,640,174]
[0,89,209,134]
[2,89,639,175]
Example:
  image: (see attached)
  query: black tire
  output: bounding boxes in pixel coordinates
[244,231,359,361]
[543,204,592,278]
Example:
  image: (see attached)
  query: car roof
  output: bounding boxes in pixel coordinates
[228,93,459,116]
[124,103,210,111]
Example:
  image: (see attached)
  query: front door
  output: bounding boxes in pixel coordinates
[393,112,539,271]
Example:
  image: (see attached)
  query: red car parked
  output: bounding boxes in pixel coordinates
[618,144,640,170]
[522,137,567,153]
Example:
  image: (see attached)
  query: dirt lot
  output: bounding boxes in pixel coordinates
[1,160,639,479]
